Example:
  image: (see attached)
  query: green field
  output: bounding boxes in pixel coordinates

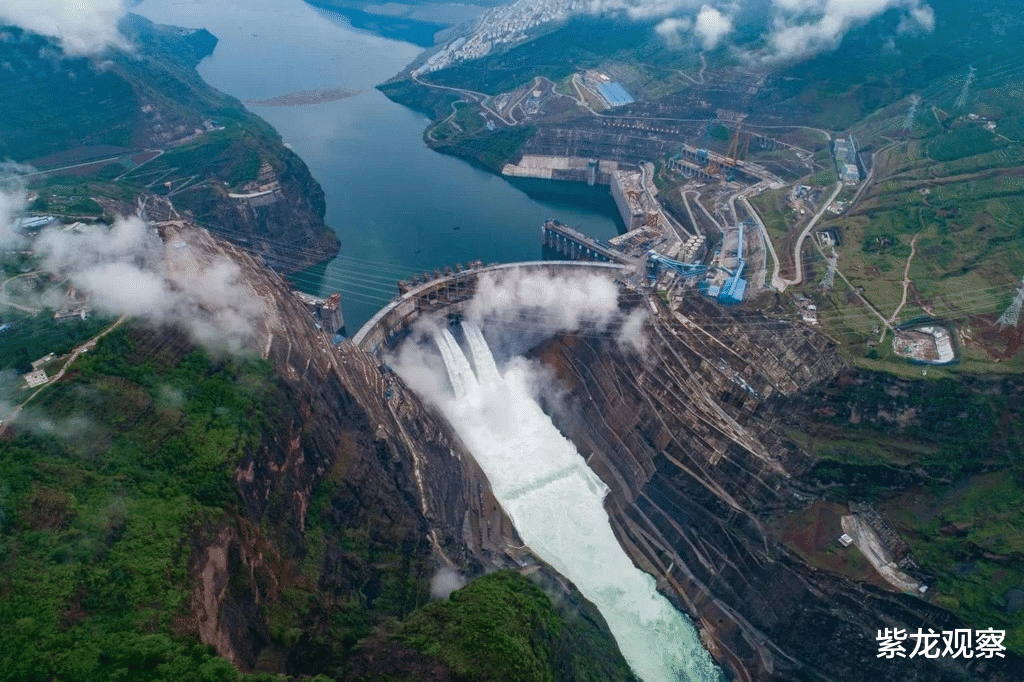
[810,78,1024,370]
[794,369,1024,655]
[881,473,1024,655]
[748,188,797,247]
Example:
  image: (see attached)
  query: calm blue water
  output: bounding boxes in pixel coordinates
[135,0,623,330]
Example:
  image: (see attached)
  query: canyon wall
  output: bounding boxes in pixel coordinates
[532,292,1021,682]
[161,224,519,675]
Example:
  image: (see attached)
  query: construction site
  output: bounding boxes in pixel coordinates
[504,105,803,307]
[892,323,957,364]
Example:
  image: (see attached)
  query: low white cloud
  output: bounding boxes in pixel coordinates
[0,174,27,250]
[389,268,649,408]
[627,0,698,21]
[615,307,649,353]
[2,182,264,355]
[581,0,934,61]
[694,4,733,48]
[429,566,467,600]
[899,4,934,33]
[467,269,622,334]
[767,0,935,61]
[586,0,701,21]
[0,0,131,56]
[655,17,693,47]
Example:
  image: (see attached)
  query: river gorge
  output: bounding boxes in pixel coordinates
[119,3,1024,681]
[136,0,623,330]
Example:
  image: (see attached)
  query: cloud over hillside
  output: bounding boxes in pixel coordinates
[0,0,131,56]
[586,0,935,61]
[1,177,264,355]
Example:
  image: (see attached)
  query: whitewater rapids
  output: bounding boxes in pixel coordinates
[411,322,720,682]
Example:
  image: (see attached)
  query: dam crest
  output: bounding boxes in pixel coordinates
[352,260,631,354]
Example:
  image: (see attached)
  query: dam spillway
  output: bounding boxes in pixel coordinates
[408,321,720,682]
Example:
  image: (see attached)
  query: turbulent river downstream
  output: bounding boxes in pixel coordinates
[400,321,721,682]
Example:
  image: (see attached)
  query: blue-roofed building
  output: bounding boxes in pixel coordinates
[595,82,634,108]
[719,275,747,305]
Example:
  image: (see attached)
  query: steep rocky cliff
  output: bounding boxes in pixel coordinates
[0,222,632,681]
[531,292,1023,682]
[156,223,530,674]
[119,16,339,273]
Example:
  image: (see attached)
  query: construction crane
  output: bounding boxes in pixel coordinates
[726,123,743,166]
[724,123,747,181]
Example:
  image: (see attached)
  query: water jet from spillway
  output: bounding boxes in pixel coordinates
[406,322,720,682]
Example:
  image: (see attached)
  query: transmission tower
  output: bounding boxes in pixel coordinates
[902,95,920,133]
[955,66,976,109]
[820,250,837,291]
[997,274,1024,327]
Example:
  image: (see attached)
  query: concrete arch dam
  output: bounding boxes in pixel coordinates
[353,259,722,681]
[351,260,632,354]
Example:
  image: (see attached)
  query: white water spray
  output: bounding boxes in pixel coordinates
[433,327,479,397]
[419,323,720,682]
[462,321,501,386]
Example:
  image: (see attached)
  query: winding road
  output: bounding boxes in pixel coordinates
[889,233,920,324]
[0,315,127,434]
[411,71,510,125]
[738,195,781,290]
[772,180,842,291]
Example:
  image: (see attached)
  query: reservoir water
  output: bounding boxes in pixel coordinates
[135,0,623,330]
[133,2,718,678]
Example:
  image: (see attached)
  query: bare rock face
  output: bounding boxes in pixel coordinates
[531,292,1021,682]
[164,224,517,674]
[161,231,1019,679]
[183,157,339,273]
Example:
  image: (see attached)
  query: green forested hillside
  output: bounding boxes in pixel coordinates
[0,324,634,681]
[0,328,281,681]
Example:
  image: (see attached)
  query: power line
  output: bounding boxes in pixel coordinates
[955,66,976,109]
[819,250,837,291]
[997,275,1024,328]
[191,215,1024,331]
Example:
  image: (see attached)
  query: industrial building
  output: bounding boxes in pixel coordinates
[22,369,48,388]
[697,222,748,305]
[719,268,747,305]
[542,219,632,264]
[610,170,647,230]
[595,82,634,108]
[833,136,860,183]
[14,215,56,231]
[293,291,345,336]
[892,324,956,364]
